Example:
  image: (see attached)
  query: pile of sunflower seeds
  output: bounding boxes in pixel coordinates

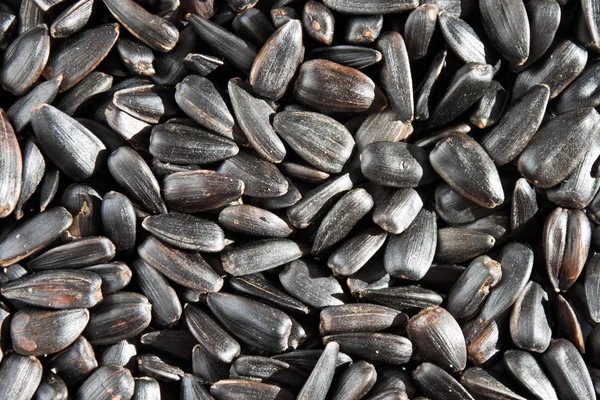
[1,0,600,398]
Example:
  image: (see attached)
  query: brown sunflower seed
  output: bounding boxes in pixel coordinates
[211,379,294,400]
[541,339,596,400]
[319,303,407,336]
[188,14,257,73]
[185,304,240,364]
[323,333,412,365]
[446,256,501,322]
[376,31,413,122]
[84,261,132,295]
[413,362,474,400]
[0,109,21,218]
[27,236,116,270]
[0,353,42,400]
[435,227,495,264]
[0,24,49,96]
[513,39,587,100]
[55,73,114,116]
[11,307,89,356]
[76,365,135,400]
[279,259,344,308]
[503,349,559,400]
[1,269,102,309]
[509,281,551,352]
[322,0,418,14]
[43,24,119,92]
[35,371,68,400]
[232,8,275,47]
[101,191,136,253]
[294,59,376,113]
[439,11,488,64]
[555,294,585,353]
[344,15,383,44]
[232,356,308,389]
[303,1,334,45]
[327,227,387,277]
[31,104,107,180]
[0,206,72,266]
[49,0,93,38]
[208,292,293,353]
[85,292,152,345]
[414,49,447,122]
[544,207,592,292]
[408,306,467,372]
[479,242,534,322]
[312,188,374,256]
[404,4,437,60]
[359,285,443,311]
[138,236,223,292]
[461,367,527,400]
[296,341,339,400]
[60,183,102,240]
[117,38,155,77]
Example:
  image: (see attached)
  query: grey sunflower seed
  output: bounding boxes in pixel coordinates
[208,292,293,353]
[307,45,382,70]
[138,236,223,292]
[279,259,344,308]
[55,73,114,116]
[0,206,72,266]
[294,59,376,113]
[192,343,229,384]
[31,104,107,180]
[217,151,288,198]
[324,333,412,365]
[469,80,508,129]
[462,317,502,366]
[76,366,135,400]
[219,204,292,238]
[184,304,240,364]
[429,63,494,128]
[35,371,68,400]
[376,31,413,122]
[7,74,62,134]
[479,242,533,322]
[211,379,294,400]
[404,4,437,60]
[133,259,182,328]
[60,183,102,239]
[1,269,102,309]
[232,356,308,388]
[439,11,488,64]
[319,303,407,336]
[435,227,495,264]
[49,337,97,384]
[183,53,224,76]
[408,306,467,372]
[555,61,600,113]
[541,339,596,400]
[228,78,286,163]
[232,8,275,47]
[461,367,527,400]
[84,261,132,295]
[28,236,116,270]
[11,308,89,356]
[303,1,334,45]
[113,84,177,124]
[413,362,474,400]
[0,24,50,96]
[297,341,339,400]
[555,294,585,353]
[43,24,119,92]
[503,349,558,400]
[361,142,435,188]
[544,207,592,292]
[188,14,257,73]
[327,227,387,276]
[0,109,21,218]
[359,285,443,311]
[101,191,136,253]
[49,0,93,38]
[446,256,501,322]
[136,354,184,382]
[312,188,374,255]
[585,252,600,323]
[344,15,383,44]
[322,0,418,14]
[509,281,551,352]
[273,110,354,174]
[414,49,447,121]
[108,146,166,214]
[0,353,42,400]
[384,208,436,280]
[330,361,377,400]
[513,39,587,100]
[85,292,152,345]
[117,38,155,77]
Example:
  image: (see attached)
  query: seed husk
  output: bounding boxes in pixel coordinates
[211,379,294,400]
[412,362,474,400]
[322,0,418,14]
[191,343,229,384]
[279,259,345,308]
[0,206,72,266]
[27,236,116,270]
[542,339,596,400]
[138,235,223,292]
[31,104,107,181]
[0,24,50,96]
[294,59,376,113]
[434,182,499,225]
[43,24,119,92]
[461,367,527,400]
[344,15,383,44]
[0,353,43,400]
[208,292,293,353]
[509,281,551,352]
[323,333,412,365]
[503,349,559,400]
[85,292,152,345]
[273,110,355,174]
[185,304,240,364]
[76,365,135,400]
[555,294,585,354]
[414,49,447,122]
[0,108,22,218]
[183,53,224,77]
[359,285,443,311]
[49,0,92,39]
[151,24,199,86]
[271,349,352,373]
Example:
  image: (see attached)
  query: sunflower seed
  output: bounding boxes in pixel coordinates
[555,294,585,353]
[85,292,152,345]
[219,204,292,238]
[542,339,596,400]
[84,261,132,295]
[279,259,344,308]
[185,304,240,364]
[555,61,600,113]
[38,166,59,212]
[28,236,116,270]
[0,24,50,96]
[320,303,406,336]
[232,356,308,388]
[117,38,155,77]
[183,53,224,76]
[191,343,229,384]
[503,349,558,400]
[322,0,418,14]
[469,80,508,129]
[296,341,339,400]
[100,191,136,253]
[271,6,297,27]
[413,362,474,400]
[404,4,437,60]
[461,317,503,366]
[49,0,93,38]
[329,360,376,400]
[113,84,177,124]
[307,46,382,70]
[0,109,21,218]
[35,371,68,400]
[43,24,119,92]
[136,354,184,382]
[461,367,527,400]
[302,1,334,45]
[581,0,600,51]
[439,11,488,64]
[327,227,387,277]
[434,182,498,225]
[359,285,443,311]
[0,353,43,400]
[414,49,447,122]
[18,0,44,35]
[421,263,466,292]
[98,340,135,369]
[585,252,600,323]
[7,74,62,134]
[435,227,495,264]
[76,365,135,400]
[211,379,294,400]
[60,183,102,239]
[232,8,275,47]
[509,281,551,352]
[323,333,412,365]
[344,15,383,43]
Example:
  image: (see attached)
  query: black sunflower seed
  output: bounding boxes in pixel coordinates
[323,333,412,365]
[35,371,68,400]
[60,183,102,240]
[503,349,559,400]
[101,191,136,253]
[435,227,495,264]
[211,379,294,400]
[434,182,498,225]
[137,354,184,382]
[585,252,600,323]
[462,317,502,366]
[113,84,177,124]
[0,109,22,218]
[365,366,416,399]
[307,45,382,70]
[191,343,229,384]
[412,362,474,400]
[330,360,377,400]
[377,31,413,122]
[232,8,275,47]
[279,259,345,308]
[555,61,600,113]
[469,80,508,129]
[344,15,383,43]
[27,236,116,270]
[76,365,135,400]
[509,179,539,241]
[439,11,488,64]
[49,0,93,39]
[98,339,134,369]
[230,273,308,315]
[555,294,584,353]
[38,166,59,213]
[232,355,308,388]
[271,348,352,373]
[322,0,418,14]
[461,367,527,400]
[279,162,330,183]
[55,73,114,116]
[0,353,43,400]
[132,377,160,400]
[359,285,443,311]
[327,227,387,276]
[452,212,510,245]
[296,341,338,400]
[414,49,447,121]
[355,109,413,154]
[509,281,551,352]
[405,4,437,61]
[219,204,293,238]
[183,53,224,76]
[302,1,334,45]
[117,38,155,77]
[222,238,309,276]
[18,0,44,36]
[319,303,407,336]
[84,261,132,295]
